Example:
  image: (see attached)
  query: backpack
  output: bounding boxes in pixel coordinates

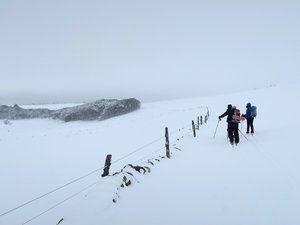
[232,108,241,123]
[251,106,257,117]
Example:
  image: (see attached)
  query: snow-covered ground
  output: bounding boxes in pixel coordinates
[20,103,82,110]
[1,84,300,225]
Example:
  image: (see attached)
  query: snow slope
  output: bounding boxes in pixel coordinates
[1,84,300,225]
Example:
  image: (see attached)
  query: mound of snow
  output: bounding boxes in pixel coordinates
[0,98,140,122]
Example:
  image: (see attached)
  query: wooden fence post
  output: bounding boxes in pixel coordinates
[200,116,203,125]
[192,120,196,137]
[165,127,171,158]
[197,116,200,130]
[101,154,112,177]
[205,115,207,123]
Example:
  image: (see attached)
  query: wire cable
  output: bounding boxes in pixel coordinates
[22,180,102,225]
[0,135,165,217]
[131,147,166,165]
[0,167,104,217]
[2,110,210,218]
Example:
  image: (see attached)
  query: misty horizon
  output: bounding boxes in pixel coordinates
[0,83,281,105]
[1,0,299,105]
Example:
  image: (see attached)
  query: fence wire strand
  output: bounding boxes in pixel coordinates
[1,108,209,224]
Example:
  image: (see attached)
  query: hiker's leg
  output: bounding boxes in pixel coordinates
[227,123,230,139]
[250,117,254,133]
[228,124,234,143]
[246,118,250,133]
[234,124,239,143]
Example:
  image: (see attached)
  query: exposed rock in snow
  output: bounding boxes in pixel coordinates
[3,119,12,125]
[0,98,140,122]
[0,104,53,120]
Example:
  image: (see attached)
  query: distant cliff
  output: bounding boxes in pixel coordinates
[0,98,140,122]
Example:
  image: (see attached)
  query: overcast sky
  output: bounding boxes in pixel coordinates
[0,0,299,104]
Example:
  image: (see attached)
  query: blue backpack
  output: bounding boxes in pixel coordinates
[251,106,257,117]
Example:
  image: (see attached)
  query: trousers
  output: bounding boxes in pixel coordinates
[247,117,254,133]
[228,122,239,144]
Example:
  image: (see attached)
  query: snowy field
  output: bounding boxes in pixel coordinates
[1,84,300,225]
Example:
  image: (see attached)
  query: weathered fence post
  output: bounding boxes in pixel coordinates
[101,154,112,177]
[165,127,171,158]
[192,120,196,137]
[205,115,207,123]
[200,116,203,125]
[197,116,200,130]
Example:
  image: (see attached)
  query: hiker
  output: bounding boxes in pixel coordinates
[218,104,233,132]
[219,104,240,145]
[242,102,254,134]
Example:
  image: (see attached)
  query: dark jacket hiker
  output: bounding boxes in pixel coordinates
[219,104,240,145]
[218,104,233,123]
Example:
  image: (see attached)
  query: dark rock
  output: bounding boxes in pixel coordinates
[0,104,53,120]
[0,98,140,122]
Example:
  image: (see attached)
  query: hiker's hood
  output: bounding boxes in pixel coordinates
[246,103,251,108]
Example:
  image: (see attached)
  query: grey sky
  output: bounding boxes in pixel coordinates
[0,0,299,104]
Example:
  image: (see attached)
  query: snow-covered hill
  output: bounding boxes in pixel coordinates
[1,84,300,225]
[0,98,140,122]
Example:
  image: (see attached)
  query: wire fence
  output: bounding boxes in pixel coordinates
[0,107,210,225]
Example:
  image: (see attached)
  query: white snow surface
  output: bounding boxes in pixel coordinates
[1,84,300,225]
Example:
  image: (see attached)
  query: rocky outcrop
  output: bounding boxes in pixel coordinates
[0,98,140,122]
[0,104,53,120]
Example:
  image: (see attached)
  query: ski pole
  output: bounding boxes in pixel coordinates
[213,120,220,139]
[238,129,248,141]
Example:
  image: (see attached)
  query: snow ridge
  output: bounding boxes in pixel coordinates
[0,98,140,122]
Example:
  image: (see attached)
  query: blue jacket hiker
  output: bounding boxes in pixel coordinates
[242,103,254,134]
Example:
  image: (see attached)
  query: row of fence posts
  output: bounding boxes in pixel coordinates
[101,108,210,177]
[192,111,209,138]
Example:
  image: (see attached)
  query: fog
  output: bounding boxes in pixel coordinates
[0,0,299,104]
